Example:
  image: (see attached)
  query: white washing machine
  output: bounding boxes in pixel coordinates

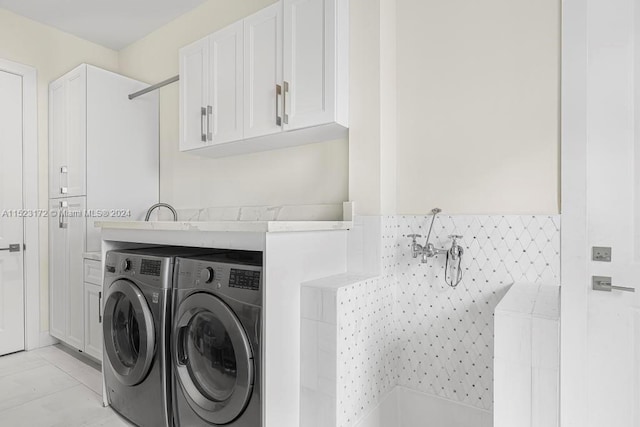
[102,247,217,427]
[172,251,263,426]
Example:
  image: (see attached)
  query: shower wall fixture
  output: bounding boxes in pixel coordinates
[408,208,464,287]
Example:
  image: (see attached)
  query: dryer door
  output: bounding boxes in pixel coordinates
[174,292,254,425]
[103,279,155,386]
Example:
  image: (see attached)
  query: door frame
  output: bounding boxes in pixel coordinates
[559,0,635,424]
[0,58,40,351]
[561,0,589,424]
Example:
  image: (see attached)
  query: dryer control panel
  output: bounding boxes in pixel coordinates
[175,251,263,307]
[229,268,261,291]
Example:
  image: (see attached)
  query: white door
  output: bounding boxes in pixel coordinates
[48,199,66,341]
[179,38,209,151]
[0,70,25,356]
[64,67,86,198]
[49,79,66,198]
[209,21,244,145]
[48,196,86,350]
[84,282,102,361]
[562,0,640,425]
[65,196,86,351]
[283,0,335,130]
[244,2,283,139]
[49,67,86,199]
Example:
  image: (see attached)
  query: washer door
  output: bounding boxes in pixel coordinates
[174,292,254,425]
[103,279,155,386]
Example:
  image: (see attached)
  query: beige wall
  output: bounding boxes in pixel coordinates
[0,9,119,331]
[0,0,561,332]
[395,0,560,214]
[118,0,349,211]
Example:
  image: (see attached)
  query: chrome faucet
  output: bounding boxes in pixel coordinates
[408,208,446,261]
[407,208,465,288]
[144,203,178,221]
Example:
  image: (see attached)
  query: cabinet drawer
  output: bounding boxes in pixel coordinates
[83,259,102,285]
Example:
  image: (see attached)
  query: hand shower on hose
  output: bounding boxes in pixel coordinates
[445,235,464,288]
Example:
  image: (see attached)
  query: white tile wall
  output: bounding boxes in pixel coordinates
[396,215,560,410]
[300,285,339,427]
[494,283,560,427]
[337,277,397,426]
[301,214,561,426]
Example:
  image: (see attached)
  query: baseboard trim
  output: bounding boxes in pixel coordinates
[38,332,59,348]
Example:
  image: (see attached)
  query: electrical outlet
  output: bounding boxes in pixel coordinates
[592,246,612,262]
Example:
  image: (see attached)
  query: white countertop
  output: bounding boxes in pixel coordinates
[95,220,352,233]
[82,251,102,261]
[302,273,378,290]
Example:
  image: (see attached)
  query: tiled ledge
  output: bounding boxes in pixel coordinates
[494,283,560,427]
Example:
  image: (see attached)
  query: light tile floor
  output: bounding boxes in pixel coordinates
[0,345,131,426]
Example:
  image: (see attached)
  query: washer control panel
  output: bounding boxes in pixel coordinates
[104,251,172,289]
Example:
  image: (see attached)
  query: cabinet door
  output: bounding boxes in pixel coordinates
[48,199,67,340]
[283,0,337,130]
[84,282,103,361]
[244,2,283,139]
[209,21,244,145]
[49,80,67,199]
[64,196,86,350]
[65,67,87,198]
[180,38,210,151]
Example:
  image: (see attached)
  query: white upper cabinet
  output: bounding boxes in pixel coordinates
[179,0,349,158]
[210,21,244,144]
[180,22,244,150]
[283,0,348,130]
[49,67,87,198]
[179,37,209,151]
[244,2,283,139]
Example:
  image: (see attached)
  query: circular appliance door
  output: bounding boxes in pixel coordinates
[103,279,155,386]
[174,292,254,425]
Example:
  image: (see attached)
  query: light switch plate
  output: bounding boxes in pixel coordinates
[592,246,612,262]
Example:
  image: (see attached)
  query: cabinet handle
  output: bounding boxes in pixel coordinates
[276,84,282,126]
[59,201,67,229]
[98,291,102,323]
[207,105,213,141]
[60,166,68,194]
[200,107,206,142]
[283,81,289,125]
[59,210,67,229]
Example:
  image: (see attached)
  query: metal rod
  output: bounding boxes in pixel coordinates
[424,207,441,245]
[128,75,179,100]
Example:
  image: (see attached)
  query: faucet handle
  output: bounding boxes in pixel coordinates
[448,234,463,241]
[407,234,422,241]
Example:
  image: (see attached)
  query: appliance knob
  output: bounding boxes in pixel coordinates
[121,258,131,271]
[200,267,215,284]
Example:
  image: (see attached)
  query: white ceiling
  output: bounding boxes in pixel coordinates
[0,0,209,50]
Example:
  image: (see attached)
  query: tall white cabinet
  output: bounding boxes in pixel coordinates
[179,0,349,157]
[49,64,159,357]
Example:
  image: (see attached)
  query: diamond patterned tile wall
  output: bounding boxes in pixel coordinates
[395,215,561,411]
[336,217,400,427]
